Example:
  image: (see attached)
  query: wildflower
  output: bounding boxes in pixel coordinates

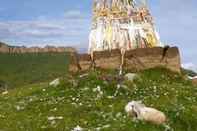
[48,116,63,121]
[72,125,83,131]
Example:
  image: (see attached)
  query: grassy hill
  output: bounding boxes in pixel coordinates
[0,68,196,131]
[0,53,69,89]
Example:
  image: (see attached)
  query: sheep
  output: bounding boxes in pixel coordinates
[125,101,167,125]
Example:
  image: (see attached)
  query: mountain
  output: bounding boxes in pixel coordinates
[0,41,76,53]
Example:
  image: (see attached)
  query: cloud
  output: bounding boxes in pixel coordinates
[0,9,91,48]
[182,63,197,72]
[0,20,65,38]
[64,10,87,20]
[149,0,197,65]
[1,0,196,59]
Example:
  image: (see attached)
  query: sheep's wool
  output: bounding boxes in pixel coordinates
[125,101,166,125]
[140,107,166,124]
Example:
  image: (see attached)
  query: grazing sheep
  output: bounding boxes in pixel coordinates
[125,101,167,125]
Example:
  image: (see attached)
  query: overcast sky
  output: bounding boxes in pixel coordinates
[0,0,197,70]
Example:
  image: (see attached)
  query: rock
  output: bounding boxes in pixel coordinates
[79,73,89,78]
[125,73,137,82]
[49,78,60,87]
[192,77,197,85]
[48,116,63,121]
[2,91,8,95]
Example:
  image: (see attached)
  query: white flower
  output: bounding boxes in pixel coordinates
[15,105,24,111]
[72,98,76,101]
[48,116,55,121]
[48,116,63,121]
[29,98,33,102]
[16,106,21,111]
[72,125,83,131]
[97,85,101,92]
[117,84,121,89]
[116,112,122,118]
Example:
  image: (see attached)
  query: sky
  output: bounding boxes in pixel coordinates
[0,0,197,71]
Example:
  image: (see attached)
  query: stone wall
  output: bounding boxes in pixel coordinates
[0,42,10,53]
[124,47,181,72]
[93,49,121,70]
[192,78,197,85]
[69,47,181,73]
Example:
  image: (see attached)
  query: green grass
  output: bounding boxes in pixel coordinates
[0,53,69,89]
[0,68,196,131]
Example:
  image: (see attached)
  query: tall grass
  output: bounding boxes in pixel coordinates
[0,53,69,89]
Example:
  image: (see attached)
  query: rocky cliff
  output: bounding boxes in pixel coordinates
[69,47,181,73]
[0,42,76,53]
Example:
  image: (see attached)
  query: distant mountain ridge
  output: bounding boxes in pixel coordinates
[0,41,76,53]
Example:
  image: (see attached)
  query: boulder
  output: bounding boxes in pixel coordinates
[49,78,60,87]
[125,73,137,82]
[2,91,8,95]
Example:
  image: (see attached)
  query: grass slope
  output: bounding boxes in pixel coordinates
[0,53,69,89]
[0,68,196,131]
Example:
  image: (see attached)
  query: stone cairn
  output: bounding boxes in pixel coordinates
[69,0,181,73]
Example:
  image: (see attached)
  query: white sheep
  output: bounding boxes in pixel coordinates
[125,101,167,125]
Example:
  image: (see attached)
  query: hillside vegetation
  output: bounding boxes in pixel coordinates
[0,53,69,89]
[0,68,196,131]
